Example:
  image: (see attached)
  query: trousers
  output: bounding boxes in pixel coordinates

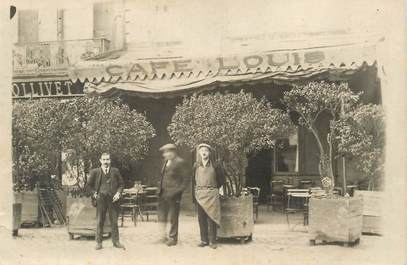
[197,203,217,244]
[96,193,120,244]
[158,192,182,241]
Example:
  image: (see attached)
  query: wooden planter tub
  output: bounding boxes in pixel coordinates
[66,196,111,240]
[308,196,363,246]
[13,189,39,226]
[218,194,254,243]
[354,190,383,235]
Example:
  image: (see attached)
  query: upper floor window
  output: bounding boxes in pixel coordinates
[93,1,115,40]
[18,10,39,43]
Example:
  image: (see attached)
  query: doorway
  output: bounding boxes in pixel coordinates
[245,149,272,203]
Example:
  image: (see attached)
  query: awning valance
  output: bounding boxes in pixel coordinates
[70,38,381,97]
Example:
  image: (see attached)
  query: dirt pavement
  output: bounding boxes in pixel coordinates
[0,209,388,265]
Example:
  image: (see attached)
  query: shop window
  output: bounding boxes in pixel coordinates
[274,132,299,173]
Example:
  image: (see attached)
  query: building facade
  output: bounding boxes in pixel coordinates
[12,0,383,209]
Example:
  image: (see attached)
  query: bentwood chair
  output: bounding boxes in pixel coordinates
[140,187,159,222]
[299,180,314,189]
[268,180,284,212]
[120,194,141,227]
[285,189,311,230]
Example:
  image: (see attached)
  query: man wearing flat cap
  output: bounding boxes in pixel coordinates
[192,143,225,249]
[158,143,189,246]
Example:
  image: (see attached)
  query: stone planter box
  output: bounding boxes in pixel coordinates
[66,196,111,239]
[309,196,363,246]
[13,189,39,225]
[218,194,254,243]
[354,190,383,235]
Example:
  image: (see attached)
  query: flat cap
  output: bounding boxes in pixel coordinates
[159,143,177,152]
[198,143,212,150]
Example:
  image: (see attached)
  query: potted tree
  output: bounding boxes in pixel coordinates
[335,104,385,234]
[283,81,363,246]
[12,97,156,236]
[62,96,156,239]
[12,99,67,226]
[168,91,294,242]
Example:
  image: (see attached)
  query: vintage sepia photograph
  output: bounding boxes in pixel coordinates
[0,0,406,264]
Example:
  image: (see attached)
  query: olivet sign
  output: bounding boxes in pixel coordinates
[12,80,84,99]
[104,50,325,77]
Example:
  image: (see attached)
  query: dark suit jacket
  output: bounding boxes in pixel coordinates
[159,156,190,199]
[191,161,225,203]
[86,167,124,196]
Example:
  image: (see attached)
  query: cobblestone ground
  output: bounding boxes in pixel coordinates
[0,207,387,265]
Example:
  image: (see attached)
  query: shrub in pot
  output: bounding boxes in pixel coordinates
[63,96,155,237]
[168,91,294,241]
[12,100,59,226]
[13,99,83,226]
[335,104,385,234]
[13,96,156,235]
[283,81,366,245]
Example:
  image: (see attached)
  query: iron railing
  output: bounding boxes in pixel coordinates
[13,38,110,76]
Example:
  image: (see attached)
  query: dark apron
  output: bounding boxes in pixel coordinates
[195,165,221,225]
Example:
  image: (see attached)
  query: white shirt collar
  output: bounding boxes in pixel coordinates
[202,159,210,167]
[102,167,110,174]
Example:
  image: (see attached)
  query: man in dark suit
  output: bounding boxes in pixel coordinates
[158,144,189,246]
[86,152,125,250]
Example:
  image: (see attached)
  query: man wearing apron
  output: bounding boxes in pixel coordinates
[192,143,225,249]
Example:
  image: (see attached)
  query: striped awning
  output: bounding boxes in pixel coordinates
[69,36,382,98]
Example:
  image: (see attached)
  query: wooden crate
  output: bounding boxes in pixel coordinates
[13,190,39,225]
[308,196,363,245]
[218,194,254,243]
[67,196,111,238]
[354,190,383,234]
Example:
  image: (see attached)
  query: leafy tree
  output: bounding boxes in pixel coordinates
[282,81,360,194]
[12,96,156,193]
[334,104,385,190]
[67,97,156,172]
[168,91,294,196]
[12,99,75,191]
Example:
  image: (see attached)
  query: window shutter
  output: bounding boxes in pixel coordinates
[18,10,39,43]
[93,2,115,40]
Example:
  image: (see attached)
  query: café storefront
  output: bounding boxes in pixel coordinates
[66,34,382,208]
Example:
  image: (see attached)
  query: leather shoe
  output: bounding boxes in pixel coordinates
[113,242,126,249]
[209,243,218,249]
[166,240,177,246]
[155,238,168,244]
[95,244,103,250]
[197,242,209,247]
